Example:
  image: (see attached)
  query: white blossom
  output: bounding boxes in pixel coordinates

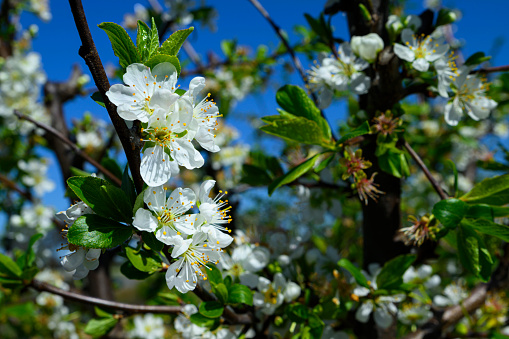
[76,130,103,151]
[165,232,222,293]
[18,159,55,196]
[220,243,270,288]
[132,185,197,245]
[444,67,497,126]
[394,28,449,72]
[433,282,468,307]
[398,304,433,326]
[174,305,207,338]
[106,63,180,123]
[403,265,441,290]
[351,33,384,63]
[128,314,166,339]
[253,273,301,315]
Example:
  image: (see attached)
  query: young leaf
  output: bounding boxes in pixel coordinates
[460,173,509,205]
[159,27,194,56]
[462,218,509,242]
[136,20,151,61]
[190,313,217,327]
[432,198,469,229]
[376,254,417,290]
[142,231,164,252]
[337,258,369,288]
[120,261,151,280]
[378,149,410,178]
[286,303,309,322]
[0,253,22,278]
[457,224,480,276]
[275,85,331,139]
[478,236,493,282]
[268,153,321,196]
[67,176,133,223]
[121,165,137,206]
[125,246,162,273]
[464,52,491,66]
[336,121,371,145]
[84,317,118,337]
[199,301,224,318]
[206,265,223,285]
[227,284,253,306]
[144,54,181,76]
[261,117,326,146]
[90,91,106,108]
[67,215,132,249]
[212,283,229,305]
[98,22,140,68]
[133,188,146,215]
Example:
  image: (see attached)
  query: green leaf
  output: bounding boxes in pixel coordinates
[462,218,509,242]
[91,91,106,108]
[227,284,253,306]
[84,317,118,338]
[190,313,217,327]
[67,176,133,223]
[120,261,151,280]
[95,307,113,319]
[457,224,480,276]
[308,314,325,338]
[314,152,335,172]
[144,54,181,76]
[376,254,417,290]
[101,157,123,181]
[464,52,491,66]
[212,283,229,305]
[268,153,321,196]
[337,258,369,288]
[133,188,146,215]
[478,236,493,282]
[287,303,309,322]
[275,85,331,139]
[159,27,194,55]
[336,121,371,145]
[18,233,43,270]
[125,246,162,273]
[432,198,469,229]
[98,22,140,68]
[0,253,22,278]
[142,231,164,252]
[261,116,326,146]
[445,160,459,197]
[378,149,410,178]
[206,265,223,285]
[136,18,159,61]
[121,165,137,206]
[199,301,224,318]
[460,173,509,205]
[68,215,132,249]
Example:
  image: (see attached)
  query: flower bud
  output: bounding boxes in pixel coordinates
[436,8,457,26]
[386,15,403,39]
[351,33,384,63]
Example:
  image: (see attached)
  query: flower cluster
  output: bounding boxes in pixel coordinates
[132,180,233,293]
[106,63,221,186]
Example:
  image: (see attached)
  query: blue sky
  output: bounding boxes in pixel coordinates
[16,0,509,213]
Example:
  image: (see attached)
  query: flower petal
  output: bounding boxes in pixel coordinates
[140,146,175,186]
[133,208,159,232]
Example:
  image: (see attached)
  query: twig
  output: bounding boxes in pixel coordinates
[14,111,122,186]
[68,0,143,194]
[471,64,509,74]
[403,140,448,200]
[30,279,182,315]
[247,0,336,141]
[0,173,33,201]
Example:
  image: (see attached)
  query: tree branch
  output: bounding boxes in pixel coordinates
[14,111,122,186]
[471,64,509,74]
[68,0,143,193]
[30,279,182,315]
[247,0,336,141]
[403,140,448,200]
[0,173,33,201]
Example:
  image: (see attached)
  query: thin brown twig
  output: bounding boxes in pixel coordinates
[403,140,448,200]
[471,64,509,74]
[14,111,122,186]
[0,173,33,201]
[30,279,182,315]
[68,0,143,193]
[247,0,336,140]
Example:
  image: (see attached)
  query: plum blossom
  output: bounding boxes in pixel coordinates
[398,304,433,326]
[18,159,55,196]
[443,67,497,126]
[434,53,459,98]
[139,102,203,186]
[352,264,405,329]
[253,273,301,315]
[132,185,197,245]
[403,265,441,291]
[307,42,371,109]
[195,180,234,249]
[165,232,222,293]
[56,202,102,280]
[394,28,449,72]
[351,33,384,63]
[106,62,179,123]
[433,281,468,307]
[174,305,207,338]
[220,243,270,288]
[128,314,166,339]
[184,77,222,153]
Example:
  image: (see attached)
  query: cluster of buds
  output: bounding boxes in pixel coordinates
[399,215,438,246]
[371,110,403,140]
